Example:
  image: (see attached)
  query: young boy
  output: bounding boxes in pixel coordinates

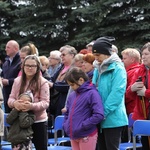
[6,91,35,150]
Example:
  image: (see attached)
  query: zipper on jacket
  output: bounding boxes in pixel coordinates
[69,94,80,139]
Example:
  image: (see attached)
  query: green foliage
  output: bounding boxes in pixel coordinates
[0,0,150,56]
[0,1,11,52]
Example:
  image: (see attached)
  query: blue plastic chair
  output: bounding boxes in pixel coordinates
[119,113,142,150]
[48,115,71,146]
[47,145,72,150]
[1,145,12,150]
[133,120,150,150]
[3,113,10,127]
[32,145,71,150]
[0,113,11,150]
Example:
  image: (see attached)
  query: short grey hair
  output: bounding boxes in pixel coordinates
[59,45,77,57]
[50,50,61,63]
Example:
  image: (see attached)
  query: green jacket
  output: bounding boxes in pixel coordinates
[6,109,35,144]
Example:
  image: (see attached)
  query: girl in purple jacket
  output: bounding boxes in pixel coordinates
[63,67,104,150]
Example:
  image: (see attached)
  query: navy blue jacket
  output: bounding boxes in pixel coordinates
[50,64,70,116]
[1,52,21,112]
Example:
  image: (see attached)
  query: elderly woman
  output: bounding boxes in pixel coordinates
[48,50,62,78]
[126,42,150,149]
[49,45,77,117]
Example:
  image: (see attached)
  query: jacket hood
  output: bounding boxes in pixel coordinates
[98,53,122,73]
[76,81,95,94]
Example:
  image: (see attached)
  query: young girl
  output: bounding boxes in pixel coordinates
[8,55,49,150]
[63,67,104,150]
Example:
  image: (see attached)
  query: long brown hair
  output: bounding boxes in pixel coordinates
[19,55,41,95]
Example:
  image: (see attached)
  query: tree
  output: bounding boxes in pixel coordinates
[0,0,150,56]
[0,0,23,54]
[70,0,150,53]
[9,0,91,55]
[0,0,11,52]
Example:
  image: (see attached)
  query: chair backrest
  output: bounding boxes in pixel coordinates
[133,120,150,150]
[53,115,65,144]
[133,120,150,136]
[54,115,64,131]
[4,113,10,127]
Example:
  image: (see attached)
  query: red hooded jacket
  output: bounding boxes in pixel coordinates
[126,64,150,120]
[125,63,140,115]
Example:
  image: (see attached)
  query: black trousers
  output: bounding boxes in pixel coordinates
[32,121,48,150]
[99,126,124,150]
[141,136,150,150]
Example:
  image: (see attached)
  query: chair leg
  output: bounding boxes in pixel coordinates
[133,136,136,150]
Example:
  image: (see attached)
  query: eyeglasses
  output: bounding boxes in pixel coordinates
[24,64,37,69]
[60,53,69,57]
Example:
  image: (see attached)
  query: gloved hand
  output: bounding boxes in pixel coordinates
[131,81,144,92]
[136,86,146,96]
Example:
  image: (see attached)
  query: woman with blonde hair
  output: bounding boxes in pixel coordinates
[39,55,50,80]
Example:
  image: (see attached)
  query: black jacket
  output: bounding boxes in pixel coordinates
[1,52,21,112]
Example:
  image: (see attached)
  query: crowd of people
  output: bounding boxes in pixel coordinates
[0,38,150,150]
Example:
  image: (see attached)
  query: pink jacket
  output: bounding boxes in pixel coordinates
[8,76,50,122]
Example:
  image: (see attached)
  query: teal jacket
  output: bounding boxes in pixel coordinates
[92,53,128,128]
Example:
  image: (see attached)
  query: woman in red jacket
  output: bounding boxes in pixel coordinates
[126,42,150,150]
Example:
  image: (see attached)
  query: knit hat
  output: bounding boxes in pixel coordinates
[18,91,34,102]
[86,41,95,48]
[92,37,114,55]
[83,53,95,64]
[96,36,115,43]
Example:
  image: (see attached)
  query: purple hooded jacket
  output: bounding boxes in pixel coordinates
[63,81,104,140]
